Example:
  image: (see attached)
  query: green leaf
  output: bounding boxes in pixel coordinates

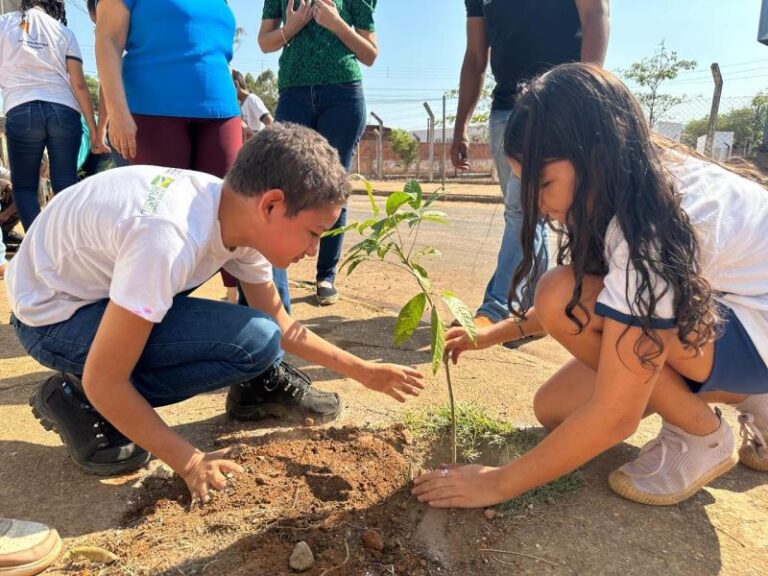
[346,258,365,276]
[377,242,394,259]
[394,293,427,346]
[415,246,441,259]
[386,191,415,216]
[323,222,358,238]
[411,263,431,291]
[423,191,445,208]
[441,291,476,343]
[404,180,423,209]
[430,307,446,375]
[355,218,377,234]
[420,210,448,224]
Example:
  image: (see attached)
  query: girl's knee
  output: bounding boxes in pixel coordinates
[533,384,561,432]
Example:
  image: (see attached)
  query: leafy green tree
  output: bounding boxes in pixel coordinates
[622,41,697,126]
[245,70,278,113]
[329,179,476,463]
[85,75,100,112]
[389,129,420,173]
[682,92,768,150]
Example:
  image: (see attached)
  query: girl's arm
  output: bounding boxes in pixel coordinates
[312,0,378,66]
[82,302,243,504]
[445,309,545,363]
[94,0,136,159]
[414,318,671,508]
[257,1,313,53]
[95,84,110,151]
[65,59,102,152]
[240,280,424,402]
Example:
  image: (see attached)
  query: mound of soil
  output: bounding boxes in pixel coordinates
[56,426,441,576]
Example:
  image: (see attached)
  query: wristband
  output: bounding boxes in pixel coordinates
[280,27,291,47]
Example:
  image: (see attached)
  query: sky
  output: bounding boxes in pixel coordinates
[32,0,768,129]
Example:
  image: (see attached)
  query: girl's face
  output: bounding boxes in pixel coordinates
[508,158,577,225]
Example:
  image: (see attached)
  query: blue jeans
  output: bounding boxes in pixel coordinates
[477,109,550,322]
[5,101,83,230]
[273,81,367,309]
[11,294,282,407]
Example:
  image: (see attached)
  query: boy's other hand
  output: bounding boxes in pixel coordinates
[359,363,425,402]
[445,326,492,364]
[182,448,244,508]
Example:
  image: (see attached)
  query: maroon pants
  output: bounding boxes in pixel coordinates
[131,114,243,287]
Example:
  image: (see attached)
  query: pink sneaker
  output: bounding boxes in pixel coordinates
[608,409,738,505]
[0,518,62,576]
[736,394,768,471]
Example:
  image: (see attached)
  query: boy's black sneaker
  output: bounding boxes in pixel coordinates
[30,373,150,476]
[226,362,341,424]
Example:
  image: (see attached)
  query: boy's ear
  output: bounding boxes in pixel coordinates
[258,188,286,216]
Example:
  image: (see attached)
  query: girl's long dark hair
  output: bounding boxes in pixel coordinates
[504,63,718,365]
[21,0,67,25]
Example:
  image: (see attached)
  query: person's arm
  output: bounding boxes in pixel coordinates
[444,309,544,363]
[257,1,313,53]
[96,84,110,151]
[452,17,489,171]
[312,0,378,66]
[82,302,243,504]
[575,0,610,65]
[65,59,103,153]
[261,113,274,126]
[413,318,670,508]
[240,280,425,402]
[94,0,137,159]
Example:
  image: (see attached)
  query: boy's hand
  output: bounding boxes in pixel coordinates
[359,362,425,402]
[182,448,244,508]
[445,326,493,364]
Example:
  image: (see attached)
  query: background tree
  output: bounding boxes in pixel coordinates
[234,27,246,52]
[85,75,100,113]
[441,76,495,142]
[622,41,697,127]
[389,129,420,173]
[245,70,278,113]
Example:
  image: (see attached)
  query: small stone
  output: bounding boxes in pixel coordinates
[483,508,496,520]
[304,417,316,427]
[289,541,315,572]
[419,559,428,568]
[401,430,414,445]
[153,464,174,480]
[361,530,385,551]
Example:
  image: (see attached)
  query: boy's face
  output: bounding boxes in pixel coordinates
[260,199,341,269]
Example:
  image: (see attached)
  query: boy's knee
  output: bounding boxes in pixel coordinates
[242,317,282,370]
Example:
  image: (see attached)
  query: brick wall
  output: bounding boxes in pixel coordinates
[352,140,495,178]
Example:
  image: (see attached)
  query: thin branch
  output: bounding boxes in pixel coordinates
[480,548,559,567]
[319,539,350,576]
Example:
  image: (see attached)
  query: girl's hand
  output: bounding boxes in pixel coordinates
[108,109,137,159]
[445,326,494,364]
[412,464,507,508]
[359,362,425,402]
[312,0,344,33]
[89,134,110,155]
[284,0,313,38]
[181,448,244,508]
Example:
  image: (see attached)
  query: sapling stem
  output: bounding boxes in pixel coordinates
[443,356,458,464]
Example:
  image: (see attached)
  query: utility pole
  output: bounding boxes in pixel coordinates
[441,94,447,189]
[423,102,435,183]
[370,112,384,180]
[705,63,723,159]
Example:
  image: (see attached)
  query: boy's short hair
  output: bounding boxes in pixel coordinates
[225,123,351,216]
[231,69,246,89]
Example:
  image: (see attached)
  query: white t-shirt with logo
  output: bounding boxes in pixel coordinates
[597,154,768,366]
[0,8,82,114]
[240,93,271,133]
[6,166,273,327]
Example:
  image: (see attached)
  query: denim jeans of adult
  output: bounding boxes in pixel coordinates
[477,109,550,322]
[5,101,83,230]
[11,294,282,408]
[272,82,367,310]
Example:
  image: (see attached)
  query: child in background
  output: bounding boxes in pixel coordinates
[6,124,424,505]
[414,64,768,508]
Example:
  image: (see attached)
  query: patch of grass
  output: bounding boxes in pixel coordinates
[405,403,582,512]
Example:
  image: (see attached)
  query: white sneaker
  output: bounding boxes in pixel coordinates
[608,409,738,505]
[736,394,768,471]
[0,518,62,576]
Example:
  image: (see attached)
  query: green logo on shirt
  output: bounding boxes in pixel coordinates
[142,174,176,215]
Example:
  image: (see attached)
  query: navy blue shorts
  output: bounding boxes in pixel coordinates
[685,305,768,395]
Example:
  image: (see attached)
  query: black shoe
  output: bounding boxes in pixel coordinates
[226,362,341,424]
[316,280,338,306]
[30,373,150,476]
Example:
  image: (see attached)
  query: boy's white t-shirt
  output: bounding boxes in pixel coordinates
[6,166,273,327]
[597,154,768,366]
[0,8,82,115]
[240,93,270,133]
